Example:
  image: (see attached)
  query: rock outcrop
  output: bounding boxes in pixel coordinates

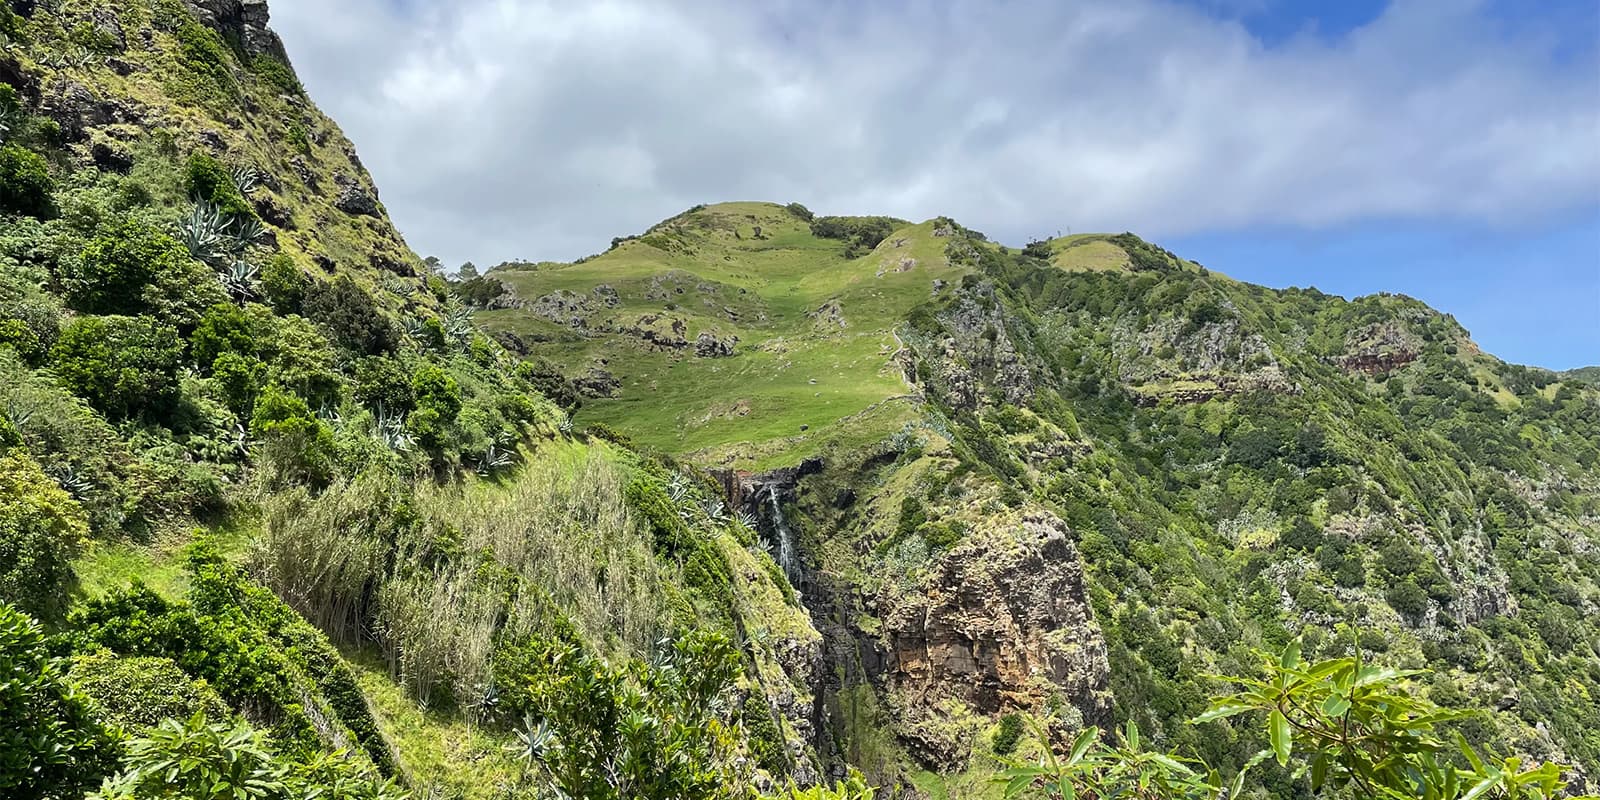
[1338,320,1421,375]
[880,512,1111,763]
[695,331,738,358]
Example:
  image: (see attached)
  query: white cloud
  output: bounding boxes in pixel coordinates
[268,0,1600,267]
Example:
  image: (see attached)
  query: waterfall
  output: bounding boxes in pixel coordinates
[766,484,802,594]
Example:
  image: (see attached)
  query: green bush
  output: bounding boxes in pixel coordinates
[303,276,396,356]
[784,202,814,221]
[251,55,301,96]
[67,219,192,316]
[0,453,89,619]
[261,255,307,314]
[407,364,461,450]
[352,356,414,413]
[68,652,231,731]
[92,712,404,800]
[183,152,252,218]
[167,12,239,105]
[251,384,336,487]
[0,144,55,219]
[52,315,183,419]
[191,303,258,370]
[0,603,120,799]
[992,713,1024,756]
[211,351,265,415]
[493,630,746,800]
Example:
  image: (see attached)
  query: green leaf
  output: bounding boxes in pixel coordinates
[1321,693,1351,718]
[1280,639,1302,671]
[1066,727,1098,767]
[1460,774,1504,800]
[1191,703,1254,724]
[1268,710,1292,767]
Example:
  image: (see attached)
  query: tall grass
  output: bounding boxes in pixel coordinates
[254,441,668,709]
[253,472,401,645]
[413,442,666,655]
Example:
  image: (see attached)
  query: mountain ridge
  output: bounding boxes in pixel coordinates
[0,2,1595,799]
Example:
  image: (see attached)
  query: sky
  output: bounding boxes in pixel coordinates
[269,0,1600,369]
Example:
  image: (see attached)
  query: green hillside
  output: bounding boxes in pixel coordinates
[478,210,1600,794]
[0,2,1596,800]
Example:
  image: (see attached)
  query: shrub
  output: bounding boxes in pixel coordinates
[352,356,415,413]
[407,364,461,450]
[992,713,1024,756]
[52,315,183,419]
[0,144,54,218]
[303,276,396,356]
[67,219,192,316]
[1020,239,1053,260]
[168,12,239,104]
[67,652,231,731]
[261,254,307,314]
[191,303,257,369]
[0,453,89,619]
[452,275,505,308]
[251,384,336,487]
[784,202,814,221]
[210,351,265,415]
[183,152,252,219]
[251,54,301,95]
[0,603,120,799]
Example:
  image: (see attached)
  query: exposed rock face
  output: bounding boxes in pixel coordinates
[333,178,380,217]
[695,331,738,358]
[620,314,689,351]
[924,284,1036,410]
[880,512,1112,765]
[591,284,621,308]
[1338,321,1421,375]
[808,299,848,330]
[41,78,127,142]
[184,0,289,61]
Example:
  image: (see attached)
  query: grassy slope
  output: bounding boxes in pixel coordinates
[482,204,973,468]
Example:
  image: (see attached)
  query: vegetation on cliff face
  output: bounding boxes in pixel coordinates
[0,1,1595,800]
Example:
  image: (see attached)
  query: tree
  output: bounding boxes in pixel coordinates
[0,144,55,219]
[303,276,396,356]
[0,603,120,800]
[52,316,183,420]
[0,453,89,620]
[67,220,193,316]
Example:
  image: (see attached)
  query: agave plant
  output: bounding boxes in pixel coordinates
[667,475,692,504]
[504,714,559,770]
[229,215,269,251]
[735,510,759,531]
[701,496,728,523]
[380,275,417,298]
[229,165,262,197]
[231,423,250,459]
[444,305,476,340]
[475,443,517,476]
[179,201,233,265]
[373,403,414,453]
[220,260,260,302]
[47,464,95,499]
